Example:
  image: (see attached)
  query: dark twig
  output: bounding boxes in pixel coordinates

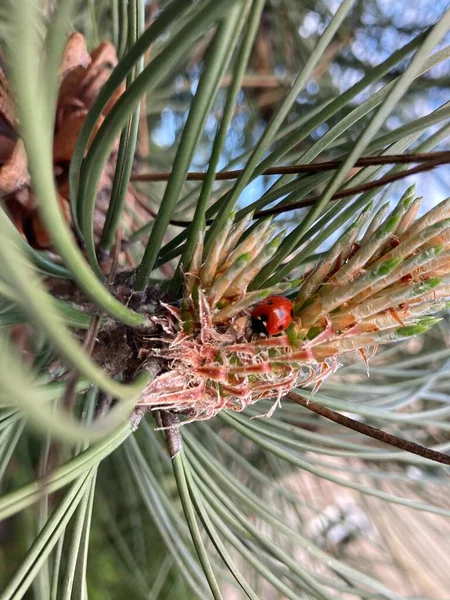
[140,156,448,228]
[131,150,450,182]
[254,158,446,218]
[160,411,182,458]
[107,228,123,284]
[287,392,450,467]
[63,234,121,410]
[62,315,101,409]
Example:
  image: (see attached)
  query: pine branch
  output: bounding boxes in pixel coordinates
[287,392,450,467]
[131,150,450,182]
[154,155,448,227]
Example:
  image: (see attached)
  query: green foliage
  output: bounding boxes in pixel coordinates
[1,1,450,598]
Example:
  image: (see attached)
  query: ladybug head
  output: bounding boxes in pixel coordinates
[251,312,270,336]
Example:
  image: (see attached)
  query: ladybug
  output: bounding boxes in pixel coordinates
[251,296,294,336]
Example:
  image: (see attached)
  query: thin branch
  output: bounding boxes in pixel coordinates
[160,411,182,458]
[150,157,447,228]
[286,392,450,467]
[254,158,447,218]
[131,150,450,182]
[62,315,101,409]
[107,229,123,284]
[129,153,449,228]
[63,237,119,410]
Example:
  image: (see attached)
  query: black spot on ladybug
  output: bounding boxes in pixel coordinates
[278,325,283,331]
[267,300,273,305]
[290,309,294,317]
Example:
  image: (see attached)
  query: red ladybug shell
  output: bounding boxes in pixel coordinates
[251,296,294,336]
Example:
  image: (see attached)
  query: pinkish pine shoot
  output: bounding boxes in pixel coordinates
[139,186,450,424]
